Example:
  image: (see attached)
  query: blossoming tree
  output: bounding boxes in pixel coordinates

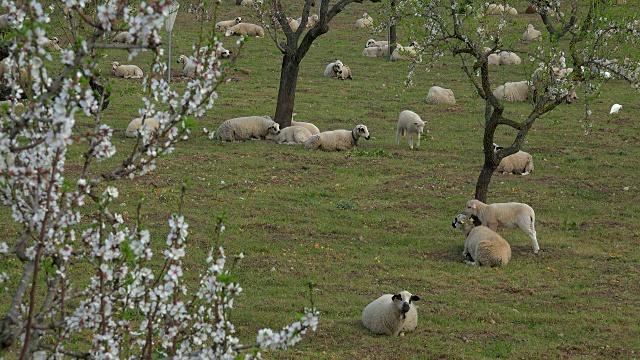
[0,0,317,358]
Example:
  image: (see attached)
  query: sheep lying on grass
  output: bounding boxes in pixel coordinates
[390,43,420,61]
[291,121,320,134]
[216,116,280,141]
[324,60,343,78]
[111,62,143,79]
[125,117,160,138]
[177,55,197,78]
[45,37,62,51]
[464,199,539,254]
[215,17,242,31]
[366,39,388,48]
[499,51,521,66]
[113,32,134,44]
[355,13,373,28]
[362,46,388,58]
[362,291,420,336]
[225,23,265,37]
[265,125,312,145]
[493,143,534,175]
[426,86,456,105]
[452,214,511,267]
[304,124,370,151]
[523,24,542,41]
[396,110,425,150]
[336,63,352,80]
[493,81,530,102]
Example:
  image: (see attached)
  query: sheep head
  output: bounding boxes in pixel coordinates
[235,16,242,24]
[463,199,481,217]
[353,124,370,141]
[111,61,121,70]
[267,122,280,135]
[391,291,420,318]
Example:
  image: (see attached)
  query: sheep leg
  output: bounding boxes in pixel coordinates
[415,133,421,149]
[525,226,539,254]
[407,133,413,149]
[463,259,478,266]
[396,129,401,145]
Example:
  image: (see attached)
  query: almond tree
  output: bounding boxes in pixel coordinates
[0,0,318,358]
[393,0,639,201]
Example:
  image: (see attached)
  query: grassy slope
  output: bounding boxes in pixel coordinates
[1,0,640,359]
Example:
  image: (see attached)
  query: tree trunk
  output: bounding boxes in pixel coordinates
[475,163,496,203]
[274,53,299,128]
[389,1,396,60]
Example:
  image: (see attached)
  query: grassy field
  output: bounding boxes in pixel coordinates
[1,0,640,359]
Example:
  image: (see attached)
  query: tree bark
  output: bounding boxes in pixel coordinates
[274,53,299,128]
[475,163,496,203]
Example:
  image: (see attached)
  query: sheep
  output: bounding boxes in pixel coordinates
[488,53,501,65]
[225,23,265,38]
[361,291,420,336]
[240,0,261,6]
[177,55,197,78]
[323,60,343,78]
[426,86,456,105]
[492,81,530,102]
[464,199,539,254]
[336,63,352,80]
[286,17,300,32]
[215,116,280,141]
[390,44,419,61]
[366,39,388,48]
[506,7,518,15]
[198,46,232,59]
[499,51,521,66]
[396,110,425,150]
[291,121,320,134]
[486,3,505,15]
[304,124,370,151]
[45,37,62,51]
[361,45,389,58]
[215,17,242,31]
[523,24,542,42]
[305,14,319,28]
[113,31,134,44]
[493,143,534,175]
[452,214,511,267]
[355,13,373,28]
[111,62,143,79]
[265,125,312,145]
[125,117,160,138]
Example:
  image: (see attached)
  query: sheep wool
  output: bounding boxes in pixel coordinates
[426,86,456,105]
[523,24,542,42]
[265,125,312,145]
[464,199,539,254]
[125,117,160,138]
[111,62,143,79]
[493,144,534,175]
[366,39,388,48]
[336,64,352,80]
[452,214,511,267]
[396,110,425,150]
[304,124,370,151]
[113,32,134,44]
[355,13,373,28]
[493,81,530,102]
[488,53,501,66]
[390,44,418,61]
[499,51,521,66]
[216,116,280,141]
[323,60,343,78]
[486,3,505,15]
[225,23,265,38]
[291,121,320,134]
[215,17,242,31]
[287,17,300,32]
[362,291,420,336]
[177,55,197,78]
[45,37,62,51]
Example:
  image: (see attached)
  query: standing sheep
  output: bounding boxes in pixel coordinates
[493,81,530,102]
[125,117,160,138]
[177,55,197,78]
[355,13,373,28]
[523,24,542,42]
[304,124,370,151]
[396,110,425,150]
[111,61,143,79]
[464,199,539,254]
[215,17,242,31]
[362,291,420,336]
[426,86,456,105]
[225,23,265,38]
[452,214,511,267]
[493,143,534,175]
[265,125,312,145]
[215,116,280,141]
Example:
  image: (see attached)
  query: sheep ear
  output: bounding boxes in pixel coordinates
[411,295,420,302]
[391,294,400,302]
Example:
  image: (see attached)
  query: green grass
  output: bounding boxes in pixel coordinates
[2,0,640,359]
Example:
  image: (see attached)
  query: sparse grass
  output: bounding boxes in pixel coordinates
[1,0,640,359]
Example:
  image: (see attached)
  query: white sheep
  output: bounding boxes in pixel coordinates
[305,14,319,28]
[523,24,542,42]
[113,31,134,44]
[323,60,343,78]
[396,110,425,150]
[366,39,388,48]
[225,23,265,38]
[125,117,160,138]
[390,44,419,61]
[287,17,300,32]
[336,63,352,80]
[493,143,534,175]
[355,13,373,28]
[452,214,511,267]
[240,0,261,6]
[426,86,456,105]
[486,3,505,15]
[464,199,539,254]
[492,81,530,102]
[177,55,197,78]
[499,51,521,66]
[488,53,501,65]
[291,120,320,134]
[361,45,389,58]
[45,37,62,51]
[361,291,420,336]
[304,124,370,151]
[111,61,143,79]
[215,116,280,141]
[215,17,242,31]
[265,125,312,145]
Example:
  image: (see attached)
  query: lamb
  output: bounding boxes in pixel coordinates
[177,55,197,78]
[291,121,320,134]
[355,13,373,28]
[323,60,343,78]
[125,117,160,138]
[452,214,511,267]
[215,17,242,31]
[265,125,312,145]
[225,23,265,38]
[366,39,388,48]
[499,51,521,66]
[426,86,456,105]
[464,199,539,254]
[396,110,425,150]
[215,116,280,141]
[304,124,370,151]
[361,291,420,336]
[493,143,534,175]
[113,31,134,44]
[523,24,542,42]
[493,81,530,102]
[111,61,143,79]
[361,45,389,58]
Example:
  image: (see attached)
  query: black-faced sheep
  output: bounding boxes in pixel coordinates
[396,110,425,150]
[225,23,265,38]
[452,214,511,267]
[111,62,143,79]
[336,64,352,80]
[45,37,62,51]
[426,86,456,105]
[215,17,242,32]
[362,291,420,336]
[493,143,534,175]
[304,124,370,151]
[324,60,343,78]
[355,13,373,28]
[464,199,539,254]
[215,116,280,141]
[265,125,312,145]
